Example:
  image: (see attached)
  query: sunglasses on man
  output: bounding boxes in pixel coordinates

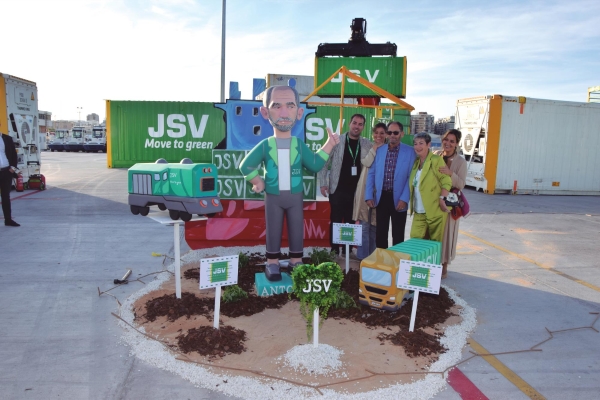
[386,130,402,135]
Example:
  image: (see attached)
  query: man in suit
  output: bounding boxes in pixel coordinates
[365,121,414,248]
[318,114,373,256]
[1,133,20,227]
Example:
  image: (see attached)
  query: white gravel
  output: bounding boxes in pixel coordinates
[279,344,344,377]
[117,246,477,399]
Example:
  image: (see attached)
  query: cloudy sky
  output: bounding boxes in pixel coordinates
[2,0,598,122]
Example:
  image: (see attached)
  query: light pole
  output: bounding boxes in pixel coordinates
[220,0,226,102]
[77,107,83,126]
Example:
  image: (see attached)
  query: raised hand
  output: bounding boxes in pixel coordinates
[321,127,340,154]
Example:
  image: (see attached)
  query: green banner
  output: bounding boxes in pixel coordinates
[315,57,407,98]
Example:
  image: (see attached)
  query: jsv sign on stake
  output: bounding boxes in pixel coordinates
[397,260,442,295]
[199,255,239,289]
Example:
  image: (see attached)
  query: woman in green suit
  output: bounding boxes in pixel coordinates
[409,132,453,243]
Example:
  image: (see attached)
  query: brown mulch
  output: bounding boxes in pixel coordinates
[177,326,246,358]
[143,292,213,322]
[142,252,457,359]
[377,329,445,358]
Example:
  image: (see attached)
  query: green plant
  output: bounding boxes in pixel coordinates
[238,252,250,269]
[222,285,248,303]
[333,290,357,309]
[291,262,344,340]
[308,247,337,265]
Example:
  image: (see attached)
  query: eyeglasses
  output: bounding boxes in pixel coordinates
[386,130,401,135]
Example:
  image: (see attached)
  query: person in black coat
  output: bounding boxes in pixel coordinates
[1,133,20,227]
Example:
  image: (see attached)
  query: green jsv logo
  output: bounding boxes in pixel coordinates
[340,227,354,242]
[409,266,430,288]
[210,262,228,283]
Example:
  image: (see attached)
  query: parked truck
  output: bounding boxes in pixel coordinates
[0,72,42,181]
[83,125,106,153]
[454,95,600,195]
[64,126,91,152]
[48,129,69,152]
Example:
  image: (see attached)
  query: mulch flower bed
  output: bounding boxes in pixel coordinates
[139,252,457,360]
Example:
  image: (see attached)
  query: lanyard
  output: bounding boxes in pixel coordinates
[346,136,360,166]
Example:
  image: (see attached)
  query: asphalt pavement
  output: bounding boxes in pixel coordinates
[0,151,598,399]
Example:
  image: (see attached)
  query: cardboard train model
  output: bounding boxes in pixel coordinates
[127,158,223,221]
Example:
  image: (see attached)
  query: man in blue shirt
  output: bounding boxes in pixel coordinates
[365,121,414,248]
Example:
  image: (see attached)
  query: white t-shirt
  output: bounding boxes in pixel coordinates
[413,169,426,214]
[0,137,10,168]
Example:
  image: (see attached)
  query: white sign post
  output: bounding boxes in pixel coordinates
[396,260,443,332]
[147,210,207,299]
[199,255,239,330]
[332,223,362,273]
[313,307,319,348]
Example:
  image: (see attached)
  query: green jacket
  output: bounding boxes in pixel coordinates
[239,136,329,195]
[409,151,453,218]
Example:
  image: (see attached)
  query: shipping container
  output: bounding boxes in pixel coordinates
[266,74,315,96]
[454,95,600,195]
[314,56,407,98]
[106,100,226,168]
[0,72,42,180]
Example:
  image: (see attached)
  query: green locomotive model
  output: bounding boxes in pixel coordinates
[128,158,222,221]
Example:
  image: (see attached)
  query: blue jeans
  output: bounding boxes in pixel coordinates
[356,220,377,260]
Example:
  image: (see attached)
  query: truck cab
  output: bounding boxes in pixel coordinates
[64,126,89,152]
[83,125,106,153]
[48,129,69,152]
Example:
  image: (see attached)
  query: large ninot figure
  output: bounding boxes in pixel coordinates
[240,85,340,281]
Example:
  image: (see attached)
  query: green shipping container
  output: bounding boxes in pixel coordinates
[107,100,225,168]
[388,238,441,265]
[315,57,407,98]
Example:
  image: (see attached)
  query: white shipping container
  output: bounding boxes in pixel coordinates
[454,95,600,195]
[0,72,42,180]
[266,73,315,96]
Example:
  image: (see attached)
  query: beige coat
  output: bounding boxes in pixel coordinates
[352,146,377,224]
[433,150,467,265]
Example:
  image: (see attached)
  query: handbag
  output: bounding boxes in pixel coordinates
[450,187,470,220]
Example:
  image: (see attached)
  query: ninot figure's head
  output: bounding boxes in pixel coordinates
[260,86,304,136]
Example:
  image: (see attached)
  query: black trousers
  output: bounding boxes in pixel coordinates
[375,190,407,249]
[0,169,13,221]
[328,189,355,254]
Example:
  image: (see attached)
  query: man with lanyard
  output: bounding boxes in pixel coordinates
[365,121,415,248]
[319,114,373,257]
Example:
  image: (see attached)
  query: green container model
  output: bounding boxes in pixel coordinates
[409,238,442,265]
[388,241,426,262]
[388,238,441,265]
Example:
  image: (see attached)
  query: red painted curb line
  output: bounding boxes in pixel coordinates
[448,367,489,400]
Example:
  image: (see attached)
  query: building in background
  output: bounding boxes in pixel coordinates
[53,120,76,130]
[434,115,455,135]
[411,111,434,134]
[588,86,600,103]
[38,111,52,133]
[87,113,100,124]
